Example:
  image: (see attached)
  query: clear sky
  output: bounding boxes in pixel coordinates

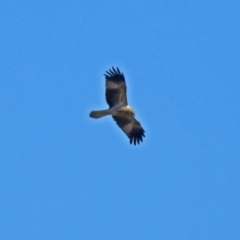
[1,1,240,239]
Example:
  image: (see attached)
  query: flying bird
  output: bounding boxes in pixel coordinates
[89,67,145,145]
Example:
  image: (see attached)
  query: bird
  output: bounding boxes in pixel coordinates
[89,67,145,145]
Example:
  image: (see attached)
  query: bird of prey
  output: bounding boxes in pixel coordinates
[89,67,145,145]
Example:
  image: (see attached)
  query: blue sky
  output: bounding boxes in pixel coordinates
[1,1,240,239]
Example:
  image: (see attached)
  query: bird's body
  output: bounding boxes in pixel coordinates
[89,67,145,145]
[90,105,134,119]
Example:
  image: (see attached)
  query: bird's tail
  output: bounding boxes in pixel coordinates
[89,109,110,119]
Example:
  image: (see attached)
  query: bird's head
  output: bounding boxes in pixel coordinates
[126,105,135,116]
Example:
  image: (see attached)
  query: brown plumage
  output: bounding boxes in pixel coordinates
[89,67,145,145]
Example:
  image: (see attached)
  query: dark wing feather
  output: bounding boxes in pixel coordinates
[104,67,128,108]
[112,112,145,145]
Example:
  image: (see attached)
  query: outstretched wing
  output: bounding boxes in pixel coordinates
[104,67,128,108]
[113,112,145,145]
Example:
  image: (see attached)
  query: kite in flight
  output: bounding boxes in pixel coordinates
[89,67,145,145]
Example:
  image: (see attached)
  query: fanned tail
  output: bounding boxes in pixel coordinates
[89,109,110,119]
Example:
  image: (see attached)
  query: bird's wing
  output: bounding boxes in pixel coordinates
[104,67,128,108]
[112,112,145,145]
